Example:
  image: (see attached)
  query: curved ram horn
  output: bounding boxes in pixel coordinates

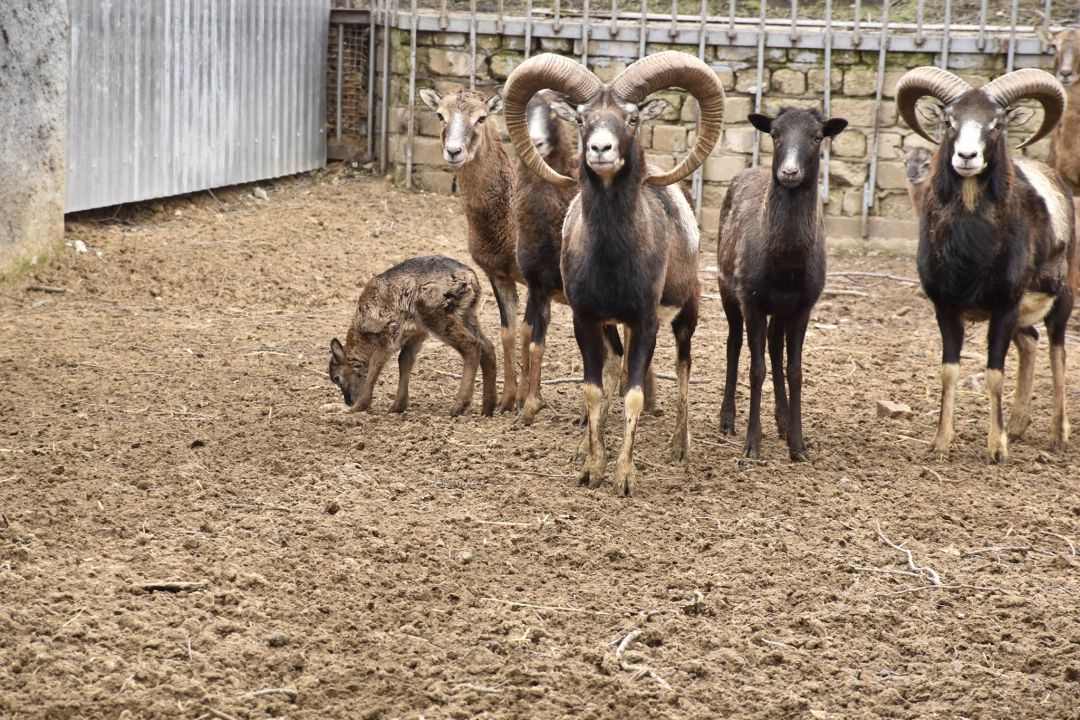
[611,51,726,186]
[895,66,972,144]
[503,54,602,188]
[983,68,1066,148]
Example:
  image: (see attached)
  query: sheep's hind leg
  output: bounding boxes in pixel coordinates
[768,315,789,440]
[670,301,697,464]
[614,319,658,497]
[517,289,551,426]
[784,307,812,461]
[428,314,485,417]
[1046,295,1073,450]
[574,316,609,487]
[743,309,767,460]
[1005,326,1038,440]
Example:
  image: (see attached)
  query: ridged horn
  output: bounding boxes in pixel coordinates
[983,68,1066,148]
[895,66,972,143]
[503,54,602,188]
[611,51,726,186]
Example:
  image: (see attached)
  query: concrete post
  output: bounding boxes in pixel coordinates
[0,2,67,277]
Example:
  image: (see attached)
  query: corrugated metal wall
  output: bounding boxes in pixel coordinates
[66,0,330,213]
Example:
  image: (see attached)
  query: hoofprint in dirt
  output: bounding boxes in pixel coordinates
[1,173,1078,719]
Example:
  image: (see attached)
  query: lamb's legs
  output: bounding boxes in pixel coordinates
[389,335,426,414]
[351,347,392,413]
[1005,326,1038,440]
[428,315,486,417]
[489,275,519,413]
[574,316,609,488]
[768,315,789,440]
[719,290,743,435]
[785,307,812,461]
[984,306,1019,463]
[613,318,658,497]
[930,306,964,457]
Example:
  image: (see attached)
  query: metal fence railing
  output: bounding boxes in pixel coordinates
[340,0,1078,228]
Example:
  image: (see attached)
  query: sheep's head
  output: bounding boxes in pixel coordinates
[747,108,847,189]
[418,88,502,171]
[527,90,572,159]
[896,67,1066,178]
[904,146,934,184]
[329,337,367,407]
[1037,26,1080,86]
[503,52,726,188]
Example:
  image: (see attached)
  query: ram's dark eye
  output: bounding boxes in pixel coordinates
[628,115,639,126]
[436,112,445,123]
[476,115,487,125]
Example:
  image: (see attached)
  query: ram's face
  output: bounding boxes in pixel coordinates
[943,92,1003,178]
[551,89,667,181]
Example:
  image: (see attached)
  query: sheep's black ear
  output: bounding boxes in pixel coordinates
[486,94,504,115]
[418,88,441,111]
[823,118,848,137]
[551,100,579,124]
[638,98,668,122]
[330,338,346,364]
[747,113,773,133]
[1006,105,1036,129]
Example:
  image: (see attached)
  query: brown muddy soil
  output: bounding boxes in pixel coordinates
[2,171,1079,720]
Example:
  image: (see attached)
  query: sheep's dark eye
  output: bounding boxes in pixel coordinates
[436,112,445,123]
[476,115,487,125]
[628,115,639,126]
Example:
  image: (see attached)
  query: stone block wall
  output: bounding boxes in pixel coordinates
[372,23,1054,233]
[0,1,68,276]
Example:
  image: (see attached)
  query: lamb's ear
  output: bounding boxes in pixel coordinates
[637,98,668,122]
[419,88,442,111]
[486,93,504,115]
[1035,25,1055,47]
[823,118,848,137]
[747,113,773,133]
[330,338,346,364]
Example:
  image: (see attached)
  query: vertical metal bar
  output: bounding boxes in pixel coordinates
[335,25,343,145]
[469,0,477,90]
[380,0,391,174]
[1006,0,1020,72]
[583,0,590,66]
[406,0,418,189]
[670,0,678,38]
[977,0,988,50]
[693,0,707,220]
[790,0,799,44]
[554,0,562,33]
[941,0,952,69]
[497,0,504,33]
[1041,0,1052,51]
[525,0,534,59]
[822,0,832,204]
[853,0,862,46]
[915,0,925,45]
[439,0,449,29]
[728,0,736,39]
[640,0,648,58]
[611,0,619,34]
[366,0,378,161]
[861,0,890,239]
[751,0,766,167]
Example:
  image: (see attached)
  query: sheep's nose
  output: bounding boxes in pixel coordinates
[780,166,798,179]
[957,150,977,161]
[1060,70,1075,82]
[445,145,463,159]
[590,141,613,154]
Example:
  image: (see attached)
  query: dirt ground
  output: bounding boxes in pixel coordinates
[2,171,1079,720]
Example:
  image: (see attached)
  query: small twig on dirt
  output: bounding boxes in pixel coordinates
[851,565,923,578]
[615,629,672,690]
[827,271,920,284]
[1041,531,1077,556]
[225,501,292,512]
[760,637,804,652]
[187,634,193,661]
[515,469,577,479]
[965,545,1056,558]
[482,597,609,615]
[25,284,67,294]
[695,437,740,448]
[207,709,241,720]
[452,682,503,694]
[473,519,534,527]
[892,433,932,445]
[881,583,1000,597]
[875,522,942,586]
[432,370,705,385]
[822,288,871,297]
[133,580,207,593]
[238,688,298,702]
[920,466,946,483]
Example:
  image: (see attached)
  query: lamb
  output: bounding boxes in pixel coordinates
[418,88,521,412]
[1037,25,1080,192]
[504,51,725,496]
[717,107,848,461]
[896,66,1078,461]
[904,145,933,214]
[328,255,497,417]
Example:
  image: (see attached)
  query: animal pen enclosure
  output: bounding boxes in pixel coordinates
[349,0,1077,232]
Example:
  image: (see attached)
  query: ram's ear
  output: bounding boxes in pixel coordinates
[1006,105,1036,130]
[747,113,773,133]
[419,88,442,111]
[916,98,947,127]
[551,100,580,124]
